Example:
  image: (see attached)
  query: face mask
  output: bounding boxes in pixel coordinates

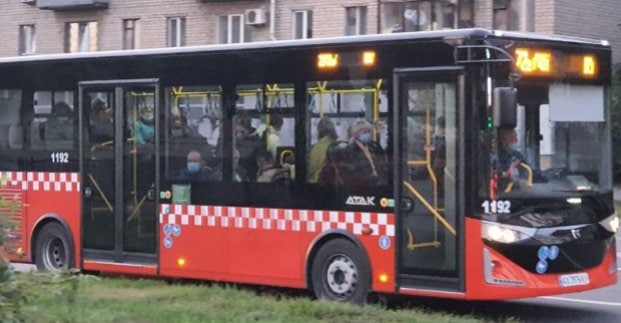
[171,129,183,138]
[357,133,372,144]
[187,161,200,173]
[142,114,154,122]
[509,143,520,152]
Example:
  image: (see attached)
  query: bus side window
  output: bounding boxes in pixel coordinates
[166,85,222,182]
[306,79,390,188]
[44,101,74,150]
[235,83,296,183]
[0,89,24,170]
[32,91,76,152]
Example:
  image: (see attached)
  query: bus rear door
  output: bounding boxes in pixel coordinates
[393,67,464,293]
[79,79,159,267]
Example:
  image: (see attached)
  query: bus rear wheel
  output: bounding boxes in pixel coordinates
[311,239,370,304]
[34,222,74,272]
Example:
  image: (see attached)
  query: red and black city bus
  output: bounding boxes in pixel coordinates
[0,29,617,302]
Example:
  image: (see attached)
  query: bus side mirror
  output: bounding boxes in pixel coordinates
[493,87,517,128]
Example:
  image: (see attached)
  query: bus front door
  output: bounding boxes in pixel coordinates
[394,68,463,292]
[80,80,159,265]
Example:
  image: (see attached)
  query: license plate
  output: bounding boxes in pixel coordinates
[558,272,590,287]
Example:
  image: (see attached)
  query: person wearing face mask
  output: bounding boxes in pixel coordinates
[176,150,212,182]
[136,106,155,145]
[497,127,530,191]
[319,120,387,187]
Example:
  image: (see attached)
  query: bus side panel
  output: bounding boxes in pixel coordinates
[157,204,395,292]
[358,233,396,293]
[464,217,617,300]
[0,171,81,266]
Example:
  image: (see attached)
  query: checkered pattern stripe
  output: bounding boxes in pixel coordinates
[160,204,395,237]
[0,171,80,193]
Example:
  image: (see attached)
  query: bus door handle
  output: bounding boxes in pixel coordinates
[147,188,155,201]
[400,197,415,212]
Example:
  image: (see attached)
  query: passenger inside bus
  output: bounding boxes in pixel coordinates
[44,101,74,149]
[89,98,113,142]
[171,114,196,139]
[252,114,283,159]
[235,117,263,181]
[232,148,248,182]
[208,147,248,182]
[256,150,289,183]
[197,115,219,146]
[496,127,531,191]
[431,116,446,194]
[319,120,387,187]
[175,149,212,182]
[135,106,155,145]
[308,118,337,183]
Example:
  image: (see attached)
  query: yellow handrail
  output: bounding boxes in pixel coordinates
[403,181,456,236]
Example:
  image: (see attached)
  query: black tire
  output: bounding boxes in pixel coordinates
[34,222,74,272]
[311,239,370,304]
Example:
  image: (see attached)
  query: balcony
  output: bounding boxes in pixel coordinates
[37,0,109,11]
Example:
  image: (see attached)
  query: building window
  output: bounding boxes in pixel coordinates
[167,17,186,47]
[345,7,367,36]
[293,10,312,39]
[65,22,98,53]
[458,0,475,28]
[123,19,139,50]
[218,14,251,44]
[19,25,36,55]
[493,0,519,30]
[380,0,466,33]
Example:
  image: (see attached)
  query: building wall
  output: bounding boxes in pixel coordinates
[0,1,619,62]
[553,0,621,63]
[534,0,555,34]
[275,1,378,39]
[474,0,493,29]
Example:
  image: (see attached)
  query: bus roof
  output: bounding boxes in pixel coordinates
[0,28,610,65]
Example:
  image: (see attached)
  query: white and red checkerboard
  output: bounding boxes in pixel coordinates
[0,171,80,192]
[160,204,395,237]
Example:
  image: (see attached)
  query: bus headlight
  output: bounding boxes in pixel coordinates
[482,221,535,243]
[599,213,619,233]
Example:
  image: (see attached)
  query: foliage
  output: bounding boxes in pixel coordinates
[0,176,25,322]
[0,174,29,322]
[21,277,509,323]
[0,176,82,322]
[612,63,621,182]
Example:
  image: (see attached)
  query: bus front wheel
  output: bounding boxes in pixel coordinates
[34,222,74,272]
[311,239,370,304]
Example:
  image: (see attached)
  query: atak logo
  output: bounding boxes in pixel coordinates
[346,196,375,206]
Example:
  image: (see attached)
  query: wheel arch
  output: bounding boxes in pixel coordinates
[304,229,372,291]
[29,213,75,264]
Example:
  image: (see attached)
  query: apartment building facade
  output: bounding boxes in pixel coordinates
[1,0,620,62]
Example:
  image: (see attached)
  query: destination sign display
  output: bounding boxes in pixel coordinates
[515,48,598,78]
[317,50,377,70]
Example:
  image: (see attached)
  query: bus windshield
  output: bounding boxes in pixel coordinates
[487,83,612,198]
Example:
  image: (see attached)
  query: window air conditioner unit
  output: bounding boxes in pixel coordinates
[245,9,266,26]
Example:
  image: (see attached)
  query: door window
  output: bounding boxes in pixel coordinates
[400,80,458,277]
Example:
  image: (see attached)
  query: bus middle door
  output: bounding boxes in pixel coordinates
[393,67,463,292]
[80,79,159,265]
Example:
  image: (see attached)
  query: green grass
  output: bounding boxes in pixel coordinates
[18,274,505,323]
